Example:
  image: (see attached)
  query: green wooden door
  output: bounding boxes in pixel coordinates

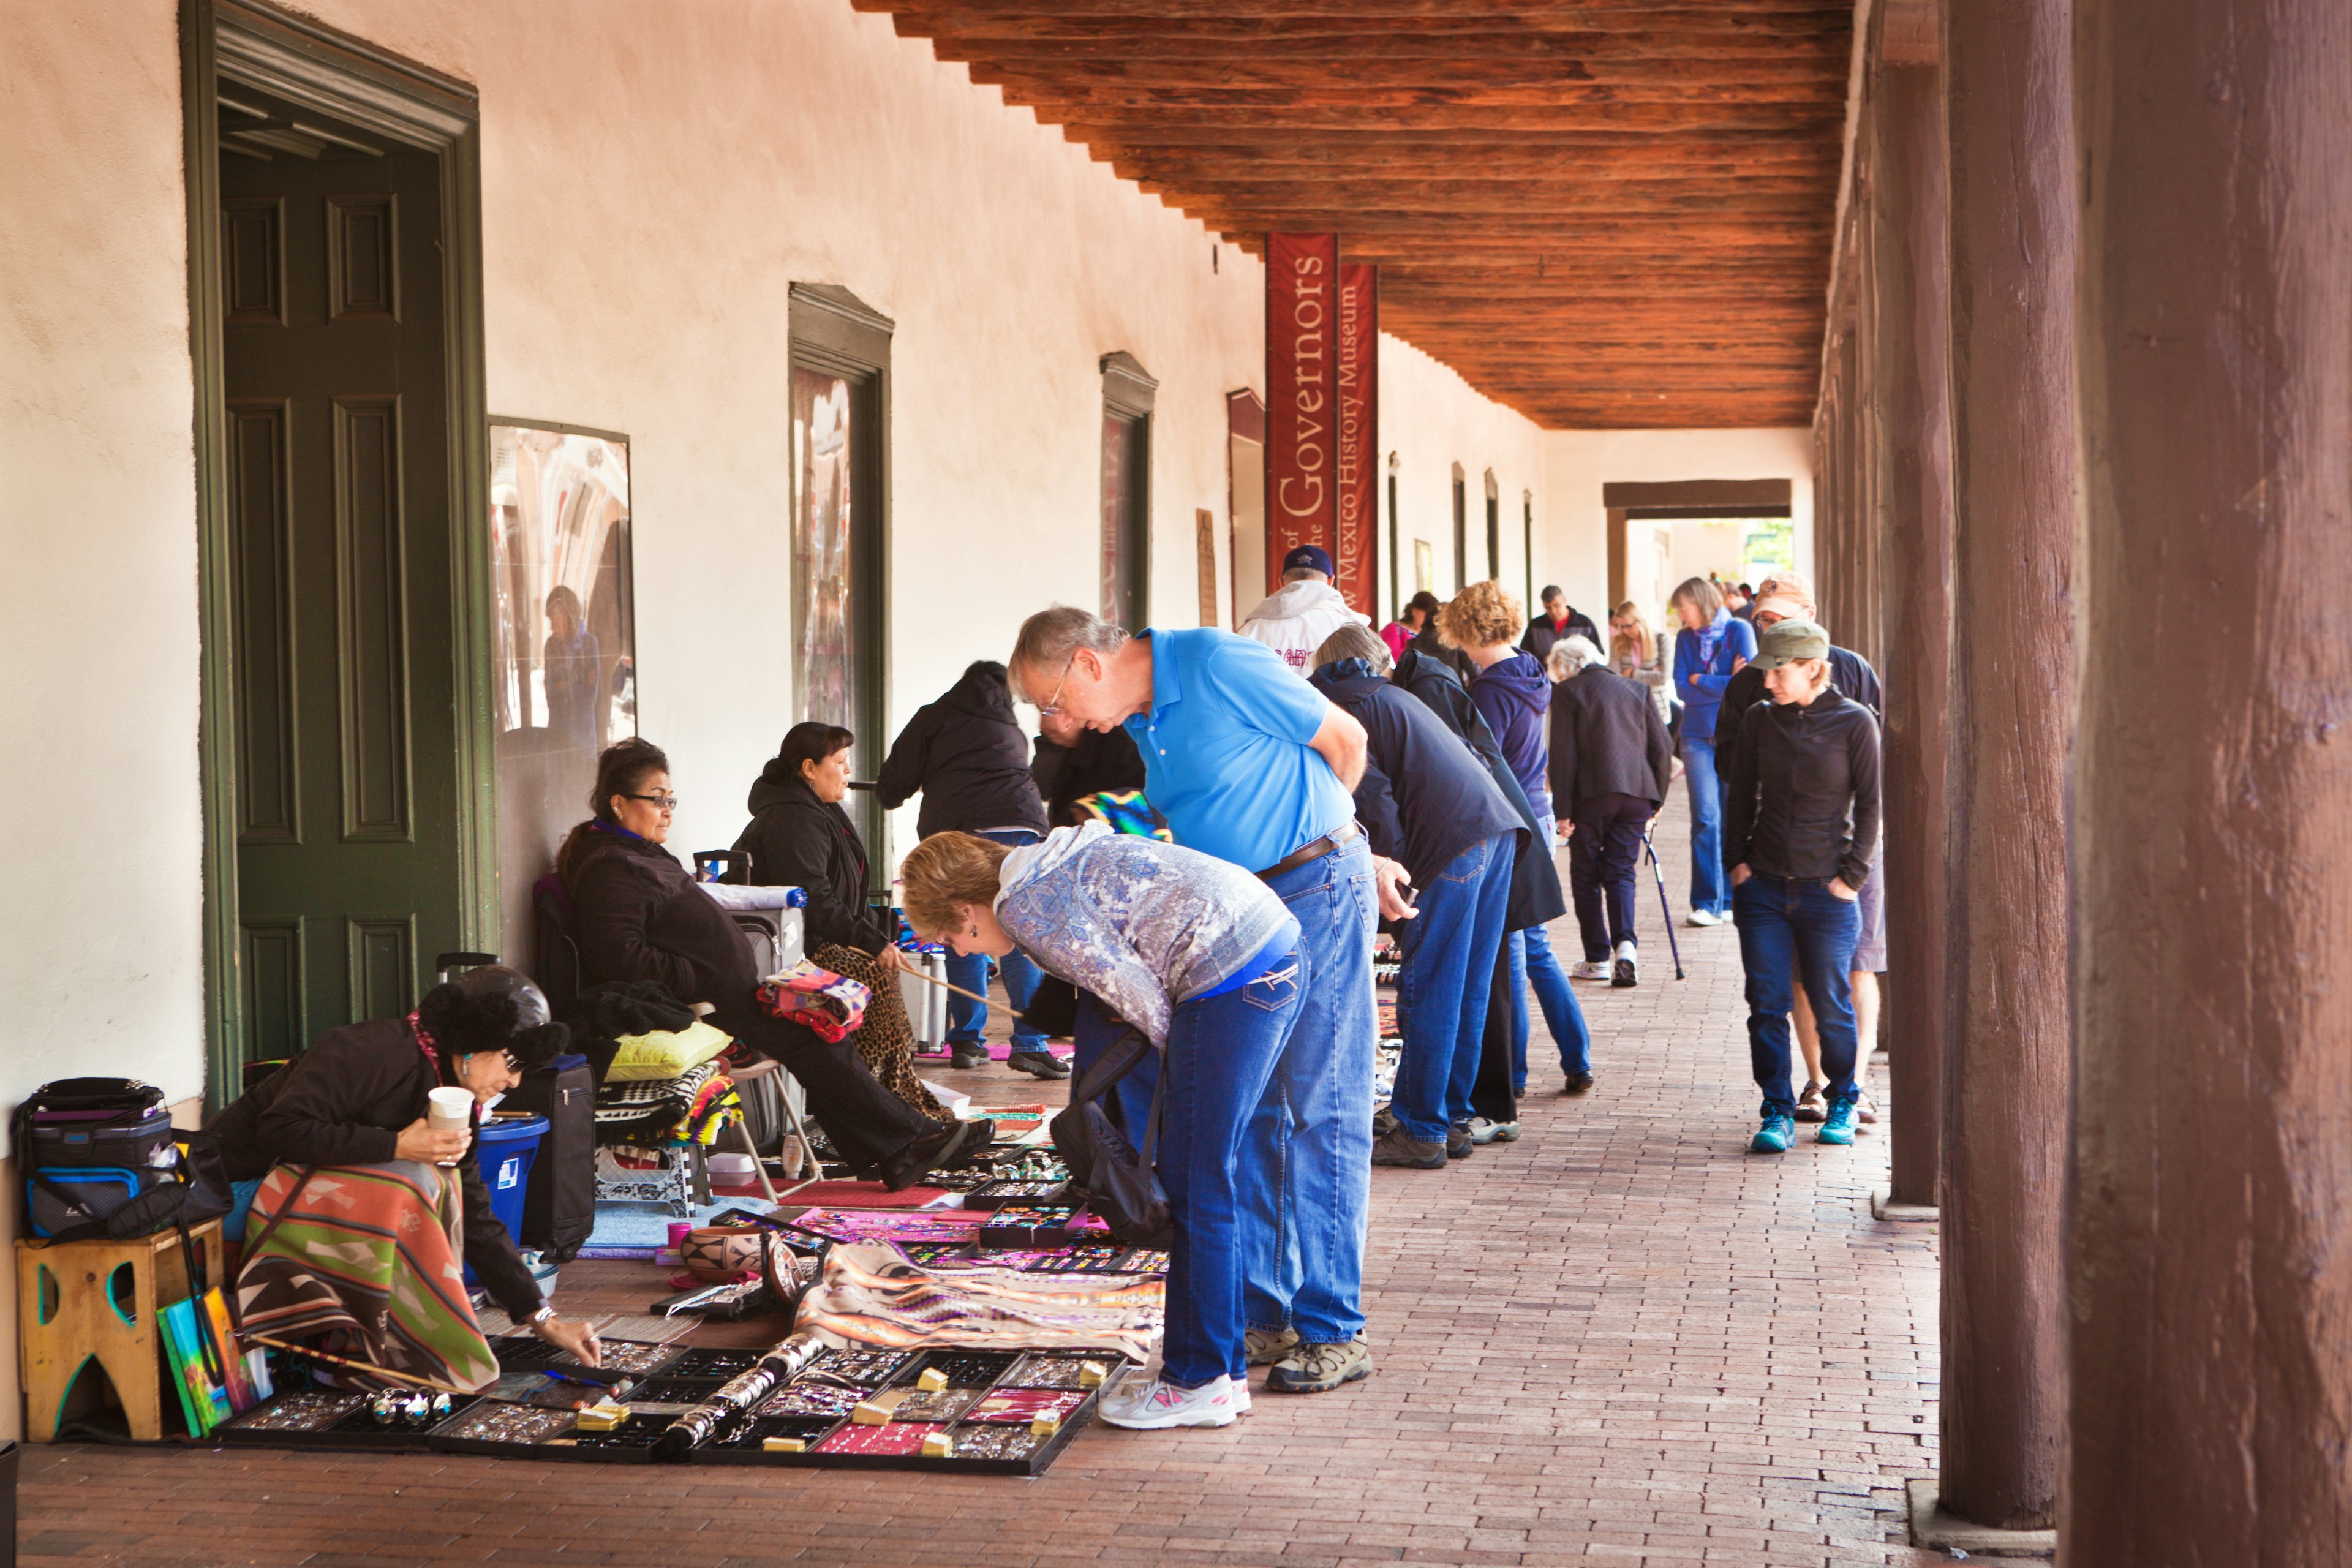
[221,127,466,1056]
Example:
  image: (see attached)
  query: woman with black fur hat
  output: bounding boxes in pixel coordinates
[208,965,605,1381]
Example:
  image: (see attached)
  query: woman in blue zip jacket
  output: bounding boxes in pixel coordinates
[1668,578,1757,924]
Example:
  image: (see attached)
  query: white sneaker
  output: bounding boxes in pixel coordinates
[1231,1380,1253,1415]
[1098,1373,1241,1430]
[1686,908,1722,927]
[1570,959,1613,981]
[1611,941,1638,988]
[1466,1116,1520,1144]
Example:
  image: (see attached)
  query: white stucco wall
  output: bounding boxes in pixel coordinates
[1376,335,1551,624]
[1540,426,1817,622]
[1,4,208,1115]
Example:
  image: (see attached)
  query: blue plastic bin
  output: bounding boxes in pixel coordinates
[464,1112,548,1285]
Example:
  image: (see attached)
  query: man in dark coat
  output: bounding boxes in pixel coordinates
[877,662,1063,1076]
[1548,636,1674,987]
[1519,586,1604,664]
[1311,629,1523,1167]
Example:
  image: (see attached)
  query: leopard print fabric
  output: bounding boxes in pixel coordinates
[815,943,949,1121]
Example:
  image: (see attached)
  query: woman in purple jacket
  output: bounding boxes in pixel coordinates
[1439,582,1594,1098]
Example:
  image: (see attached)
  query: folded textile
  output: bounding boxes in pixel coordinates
[758,960,870,1043]
[594,1060,737,1147]
[793,1240,1163,1363]
[235,1160,497,1392]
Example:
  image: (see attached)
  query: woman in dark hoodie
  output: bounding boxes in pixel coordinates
[1438,582,1593,1098]
[563,737,983,1188]
[876,662,1064,1077]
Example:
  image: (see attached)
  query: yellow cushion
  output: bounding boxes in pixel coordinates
[604,1020,734,1082]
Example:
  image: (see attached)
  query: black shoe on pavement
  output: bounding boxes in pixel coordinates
[1007,1050,1072,1079]
[948,1043,987,1069]
[1372,1103,1399,1139]
[882,1116,988,1191]
[1560,1072,1594,1096]
[1370,1128,1446,1169]
[1446,1123,1473,1159]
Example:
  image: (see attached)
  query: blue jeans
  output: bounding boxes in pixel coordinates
[946,831,1047,1050]
[1682,735,1730,915]
[1733,874,1862,1116]
[1390,834,1514,1144]
[1159,946,1306,1387]
[1242,834,1377,1346]
[1507,815,1591,1090]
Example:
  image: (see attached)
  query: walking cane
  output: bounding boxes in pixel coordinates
[1640,829,1687,981]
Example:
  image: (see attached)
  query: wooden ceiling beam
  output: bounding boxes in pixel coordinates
[1020,102,1841,132]
[857,0,1848,21]
[928,31,1847,65]
[913,13,1849,45]
[983,73,1844,107]
[851,0,1844,431]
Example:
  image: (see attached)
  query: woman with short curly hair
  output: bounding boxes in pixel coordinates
[1437,582,1594,1102]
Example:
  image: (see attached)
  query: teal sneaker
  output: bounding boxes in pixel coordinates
[1749,1113,1796,1154]
[1818,1095,1859,1145]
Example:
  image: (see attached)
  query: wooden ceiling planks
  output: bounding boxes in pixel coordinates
[851,0,1849,428]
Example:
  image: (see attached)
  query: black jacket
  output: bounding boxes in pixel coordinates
[1719,644,1883,741]
[1030,725,1149,827]
[1310,660,1525,888]
[1392,644,1567,933]
[731,766,894,954]
[567,825,762,1006]
[1548,666,1673,815]
[875,662,1049,840]
[1723,688,1882,888]
[1520,608,1603,663]
[206,1019,543,1320]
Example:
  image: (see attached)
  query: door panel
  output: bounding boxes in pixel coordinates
[224,123,462,1041]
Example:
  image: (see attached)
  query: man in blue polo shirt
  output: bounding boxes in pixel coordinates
[1009,605,1409,1403]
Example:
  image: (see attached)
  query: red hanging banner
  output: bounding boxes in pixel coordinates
[1264,232,1338,598]
[1333,262,1379,617]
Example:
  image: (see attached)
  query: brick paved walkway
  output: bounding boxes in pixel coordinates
[19,796,1943,1567]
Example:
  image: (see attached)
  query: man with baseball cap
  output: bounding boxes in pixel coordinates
[1238,544,1372,675]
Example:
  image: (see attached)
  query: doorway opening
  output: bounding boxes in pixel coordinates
[186,0,493,1100]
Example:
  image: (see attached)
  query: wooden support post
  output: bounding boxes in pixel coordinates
[1937,0,2075,1529]
[2068,0,2352,1556]
[1870,55,1952,1215]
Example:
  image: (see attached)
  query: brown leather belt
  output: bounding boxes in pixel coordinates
[1256,821,1362,882]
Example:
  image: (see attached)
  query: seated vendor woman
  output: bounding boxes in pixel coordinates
[560,737,983,1188]
[206,966,603,1385]
[899,823,1305,1431]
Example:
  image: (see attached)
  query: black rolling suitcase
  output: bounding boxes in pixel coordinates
[505,1051,595,1261]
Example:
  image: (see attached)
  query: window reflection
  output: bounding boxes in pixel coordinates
[489,424,634,958]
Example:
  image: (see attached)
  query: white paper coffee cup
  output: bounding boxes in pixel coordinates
[426,1086,473,1164]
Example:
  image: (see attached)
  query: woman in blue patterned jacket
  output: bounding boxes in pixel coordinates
[898,821,1303,1433]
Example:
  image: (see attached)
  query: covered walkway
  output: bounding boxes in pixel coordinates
[17,800,1944,1568]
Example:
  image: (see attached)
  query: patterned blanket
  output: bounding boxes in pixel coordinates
[235,1160,497,1392]
[794,1241,1163,1363]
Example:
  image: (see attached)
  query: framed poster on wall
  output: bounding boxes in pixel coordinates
[488,420,635,961]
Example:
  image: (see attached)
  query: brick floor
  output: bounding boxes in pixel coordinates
[18,794,1943,1567]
